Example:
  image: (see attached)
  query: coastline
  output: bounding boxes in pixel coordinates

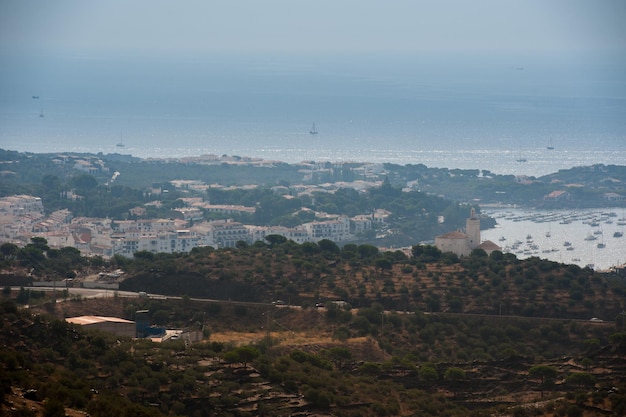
[482,208,626,271]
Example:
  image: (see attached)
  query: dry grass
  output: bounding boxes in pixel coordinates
[208,330,329,346]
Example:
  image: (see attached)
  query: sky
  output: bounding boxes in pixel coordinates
[1,0,625,57]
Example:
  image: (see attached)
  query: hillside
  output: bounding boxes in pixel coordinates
[3,291,626,416]
[3,241,626,416]
[117,244,626,322]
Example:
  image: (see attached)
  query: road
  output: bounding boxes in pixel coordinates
[16,287,273,308]
[15,286,143,300]
[16,287,616,325]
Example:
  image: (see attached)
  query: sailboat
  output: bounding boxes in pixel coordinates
[116,133,125,147]
[309,122,318,135]
[39,109,44,118]
[516,149,527,163]
[596,225,605,248]
[617,208,626,225]
[547,138,554,150]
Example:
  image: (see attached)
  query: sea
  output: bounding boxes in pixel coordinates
[481,208,626,271]
[0,50,625,268]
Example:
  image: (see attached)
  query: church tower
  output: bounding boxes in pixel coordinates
[466,208,480,249]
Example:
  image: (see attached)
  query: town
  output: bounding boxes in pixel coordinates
[1,150,625,261]
[0,193,388,258]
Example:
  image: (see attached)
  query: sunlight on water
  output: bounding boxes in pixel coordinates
[1,53,624,177]
[482,208,626,270]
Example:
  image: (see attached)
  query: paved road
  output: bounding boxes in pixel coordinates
[15,287,142,300]
[17,287,616,325]
[16,287,273,307]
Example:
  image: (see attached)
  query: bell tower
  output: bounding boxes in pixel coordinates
[466,208,481,249]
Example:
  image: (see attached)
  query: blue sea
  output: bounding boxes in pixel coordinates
[1,51,625,268]
[0,51,625,177]
[481,208,626,271]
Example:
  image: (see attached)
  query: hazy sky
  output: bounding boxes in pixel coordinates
[1,0,625,56]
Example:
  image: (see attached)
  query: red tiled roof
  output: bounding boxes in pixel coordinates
[437,231,467,239]
[478,240,501,250]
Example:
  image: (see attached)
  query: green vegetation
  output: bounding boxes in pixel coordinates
[1,238,95,281]
[2,236,626,415]
[2,149,626,415]
[2,289,626,416]
[2,149,625,249]
[3,236,625,322]
[113,240,625,323]
[383,162,626,208]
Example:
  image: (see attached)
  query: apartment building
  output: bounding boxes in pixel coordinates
[210,220,250,248]
[302,216,351,241]
[247,225,309,244]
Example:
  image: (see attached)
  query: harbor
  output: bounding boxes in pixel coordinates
[481,208,626,271]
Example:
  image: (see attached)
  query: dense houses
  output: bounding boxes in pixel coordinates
[0,195,45,243]
[0,194,375,258]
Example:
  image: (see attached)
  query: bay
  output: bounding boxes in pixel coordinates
[481,208,626,270]
[1,52,625,263]
[1,52,624,178]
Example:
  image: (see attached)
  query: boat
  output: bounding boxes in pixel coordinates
[39,109,44,118]
[584,234,597,241]
[614,231,623,238]
[309,122,318,135]
[563,241,571,247]
[547,139,554,150]
[116,133,125,147]
[32,95,39,99]
[595,225,605,248]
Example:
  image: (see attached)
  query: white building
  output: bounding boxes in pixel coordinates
[173,207,204,222]
[209,220,251,248]
[302,216,351,242]
[200,204,255,216]
[350,214,373,235]
[434,208,500,256]
[247,225,309,244]
[0,195,44,216]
